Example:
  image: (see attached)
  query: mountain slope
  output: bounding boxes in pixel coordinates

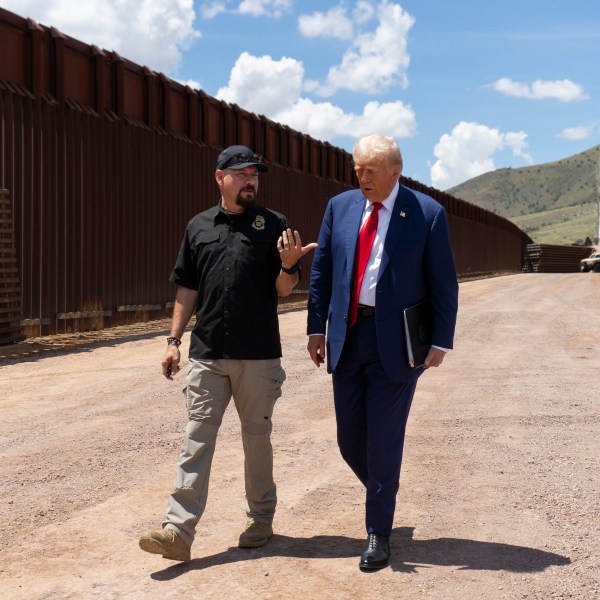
[447,145,600,244]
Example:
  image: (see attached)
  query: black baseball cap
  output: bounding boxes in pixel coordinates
[215,145,268,172]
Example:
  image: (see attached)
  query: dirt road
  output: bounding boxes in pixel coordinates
[0,274,598,599]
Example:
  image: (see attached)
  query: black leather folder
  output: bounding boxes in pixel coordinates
[403,299,433,368]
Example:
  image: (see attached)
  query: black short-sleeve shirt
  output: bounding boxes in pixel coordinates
[170,202,291,359]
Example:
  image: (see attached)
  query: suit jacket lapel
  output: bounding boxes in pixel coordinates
[379,185,410,277]
[345,193,366,289]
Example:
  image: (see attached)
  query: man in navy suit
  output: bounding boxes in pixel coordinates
[307,134,458,571]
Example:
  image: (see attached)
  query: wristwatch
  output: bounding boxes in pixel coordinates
[281,261,300,275]
[167,336,181,347]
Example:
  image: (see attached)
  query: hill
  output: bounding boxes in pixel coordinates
[447,145,600,245]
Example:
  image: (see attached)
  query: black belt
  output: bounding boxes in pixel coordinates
[357,304,375,317]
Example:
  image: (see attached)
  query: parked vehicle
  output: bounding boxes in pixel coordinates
[580,252,600,272]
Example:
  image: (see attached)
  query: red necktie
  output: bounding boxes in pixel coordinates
[348,202,382,329]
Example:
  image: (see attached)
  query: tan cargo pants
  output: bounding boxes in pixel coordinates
[163,358,286,546]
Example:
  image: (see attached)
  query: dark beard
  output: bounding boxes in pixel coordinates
[236,186,257,208]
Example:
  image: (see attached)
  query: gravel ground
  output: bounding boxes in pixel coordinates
[0,273,598,599]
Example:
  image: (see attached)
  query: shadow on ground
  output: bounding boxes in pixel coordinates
[150,526,570,579]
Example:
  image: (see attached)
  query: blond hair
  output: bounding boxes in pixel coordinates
[352,134,403,172]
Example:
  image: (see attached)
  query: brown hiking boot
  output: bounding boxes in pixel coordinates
[139,528,191,562]
[238,519,273,548]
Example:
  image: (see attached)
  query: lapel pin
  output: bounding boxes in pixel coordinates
[400,211,406,218]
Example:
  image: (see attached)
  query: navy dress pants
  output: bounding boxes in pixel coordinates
[332,313,417,537]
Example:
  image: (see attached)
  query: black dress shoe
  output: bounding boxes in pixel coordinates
[359,533,390,571]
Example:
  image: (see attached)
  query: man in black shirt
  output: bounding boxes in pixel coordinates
[139,145,316,562]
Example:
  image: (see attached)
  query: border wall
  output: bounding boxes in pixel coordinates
[0,7,532,341]
[523,244,594,273]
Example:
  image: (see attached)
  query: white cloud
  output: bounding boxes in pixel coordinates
[177,78,203,91]
[278,99,416,141]
[216,52,305,116]
[503,131,531,160]
[430,122,532,190]
[489,78,588,102]
[200,2,228,19]
[201,0,291,19]
[298,6,354,40]
[353,1,376,24]
[216,52,416,142]
[555,125,594,140]
[238,0,292,17]
[315,1,415,96]
[1,0,200,74]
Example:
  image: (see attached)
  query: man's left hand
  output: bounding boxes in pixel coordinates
[423,347,446,369]
[278,229,317,267]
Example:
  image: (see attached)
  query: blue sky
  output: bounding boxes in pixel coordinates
[3,0,599,189]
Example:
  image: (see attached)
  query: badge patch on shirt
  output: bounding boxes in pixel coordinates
[252,215,266,230]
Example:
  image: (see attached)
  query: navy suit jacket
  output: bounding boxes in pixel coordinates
[307,184,459,383]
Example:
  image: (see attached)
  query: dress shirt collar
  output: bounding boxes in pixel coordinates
[364,181,399,214]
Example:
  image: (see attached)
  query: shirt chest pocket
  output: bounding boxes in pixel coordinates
[192,231,222,269]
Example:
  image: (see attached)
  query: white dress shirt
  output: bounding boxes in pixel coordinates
[357,182,398,307]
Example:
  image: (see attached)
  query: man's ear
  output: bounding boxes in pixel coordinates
[215,169,224,188]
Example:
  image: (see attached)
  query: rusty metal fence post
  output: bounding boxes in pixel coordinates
[0,188,24,344]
